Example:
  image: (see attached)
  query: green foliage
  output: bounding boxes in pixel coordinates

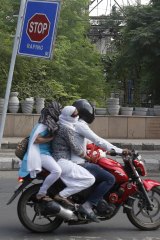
[0,0,106,106]
[103,3,160,106]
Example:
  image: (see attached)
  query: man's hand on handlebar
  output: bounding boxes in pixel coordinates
[122,149,132,156]
[106,149,132,157]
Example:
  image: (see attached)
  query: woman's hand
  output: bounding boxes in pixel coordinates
[34,134,54,144]
[84,154,100,164]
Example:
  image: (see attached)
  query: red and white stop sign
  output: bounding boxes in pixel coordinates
[26,13,50,42]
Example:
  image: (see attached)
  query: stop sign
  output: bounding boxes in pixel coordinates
[26,13,50,42]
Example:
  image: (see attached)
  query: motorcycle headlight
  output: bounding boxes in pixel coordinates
[137,154,142,161]
[133,159,147,176]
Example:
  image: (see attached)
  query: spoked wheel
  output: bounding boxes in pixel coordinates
[126,187,160,230]
[17,184,63,233]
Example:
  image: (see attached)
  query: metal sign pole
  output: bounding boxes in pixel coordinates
[0,0,26,148]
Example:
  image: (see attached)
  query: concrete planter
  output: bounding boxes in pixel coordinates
[107,106,120,115]
[21,98,34,114]
[107,97,119,105]
[35,97,45,114]
[0,98,4,113]
[107,98,120,115]
[120,107,133,116]
[95,108,107,115]
[147,108,155,116]
[8,92,19,113]
[134,107,148,116]
[154,105,160,116]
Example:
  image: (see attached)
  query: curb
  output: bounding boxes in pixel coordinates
[1,143,18,149]
[0,140,160,172]
[0,158,20,170]
[111,142,160,151]
[1,142,160,151]
[0,156,159,173]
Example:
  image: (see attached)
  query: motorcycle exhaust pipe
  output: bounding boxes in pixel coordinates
[44,201,78,220]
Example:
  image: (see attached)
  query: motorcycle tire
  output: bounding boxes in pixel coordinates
[126,186,160,230]
[17,184,63,233]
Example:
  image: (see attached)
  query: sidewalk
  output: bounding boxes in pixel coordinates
[0,137,160,172]
[1,137,160,150]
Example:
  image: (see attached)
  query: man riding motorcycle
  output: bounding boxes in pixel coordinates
[68,99,131,221]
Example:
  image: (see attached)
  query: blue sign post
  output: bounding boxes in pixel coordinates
[18,0,61,59]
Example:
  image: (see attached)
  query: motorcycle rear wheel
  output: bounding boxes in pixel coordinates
[17,184,63,233]
[126,187,160,230]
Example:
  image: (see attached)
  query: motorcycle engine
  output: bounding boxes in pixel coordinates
[96,200,115,218]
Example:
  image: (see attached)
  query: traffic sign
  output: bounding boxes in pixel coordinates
[26,13,50,42]
[18,0,61,59]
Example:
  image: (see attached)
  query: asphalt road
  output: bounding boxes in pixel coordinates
[0,171,160,240]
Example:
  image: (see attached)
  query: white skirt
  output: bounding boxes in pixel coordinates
[57,158,95,198]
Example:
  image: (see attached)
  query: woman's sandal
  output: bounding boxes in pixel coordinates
[36,194,53,202]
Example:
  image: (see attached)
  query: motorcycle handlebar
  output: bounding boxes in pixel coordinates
[107,149,139,159]
[107,149,118,156]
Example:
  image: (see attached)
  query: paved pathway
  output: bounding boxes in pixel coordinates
[0,137,160,172]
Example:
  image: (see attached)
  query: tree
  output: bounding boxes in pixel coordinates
[0,0,107,106]
[101,2,160,106]
[121,2,160,105]
[0,0,19,97]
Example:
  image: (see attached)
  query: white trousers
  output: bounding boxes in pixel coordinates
[38,154,62,195]
[57,158,95,198]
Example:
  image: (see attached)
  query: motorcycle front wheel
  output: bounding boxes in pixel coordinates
[126,187,160,230]
[17,184,63,233]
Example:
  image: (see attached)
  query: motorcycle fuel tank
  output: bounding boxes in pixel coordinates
[98,157,129,183]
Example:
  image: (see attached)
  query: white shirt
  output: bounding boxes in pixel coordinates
[71,119,123,164]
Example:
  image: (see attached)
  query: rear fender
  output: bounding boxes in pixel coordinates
[6,178,32,205]
[142,179,160,192]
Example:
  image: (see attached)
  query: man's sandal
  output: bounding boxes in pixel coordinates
[54,194,74,207]
[36,194,53,202]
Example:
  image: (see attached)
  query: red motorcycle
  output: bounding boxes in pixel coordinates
[7,145,160,233]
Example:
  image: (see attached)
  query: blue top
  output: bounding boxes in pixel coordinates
[39,129,52,155]
[18,124,52,178]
